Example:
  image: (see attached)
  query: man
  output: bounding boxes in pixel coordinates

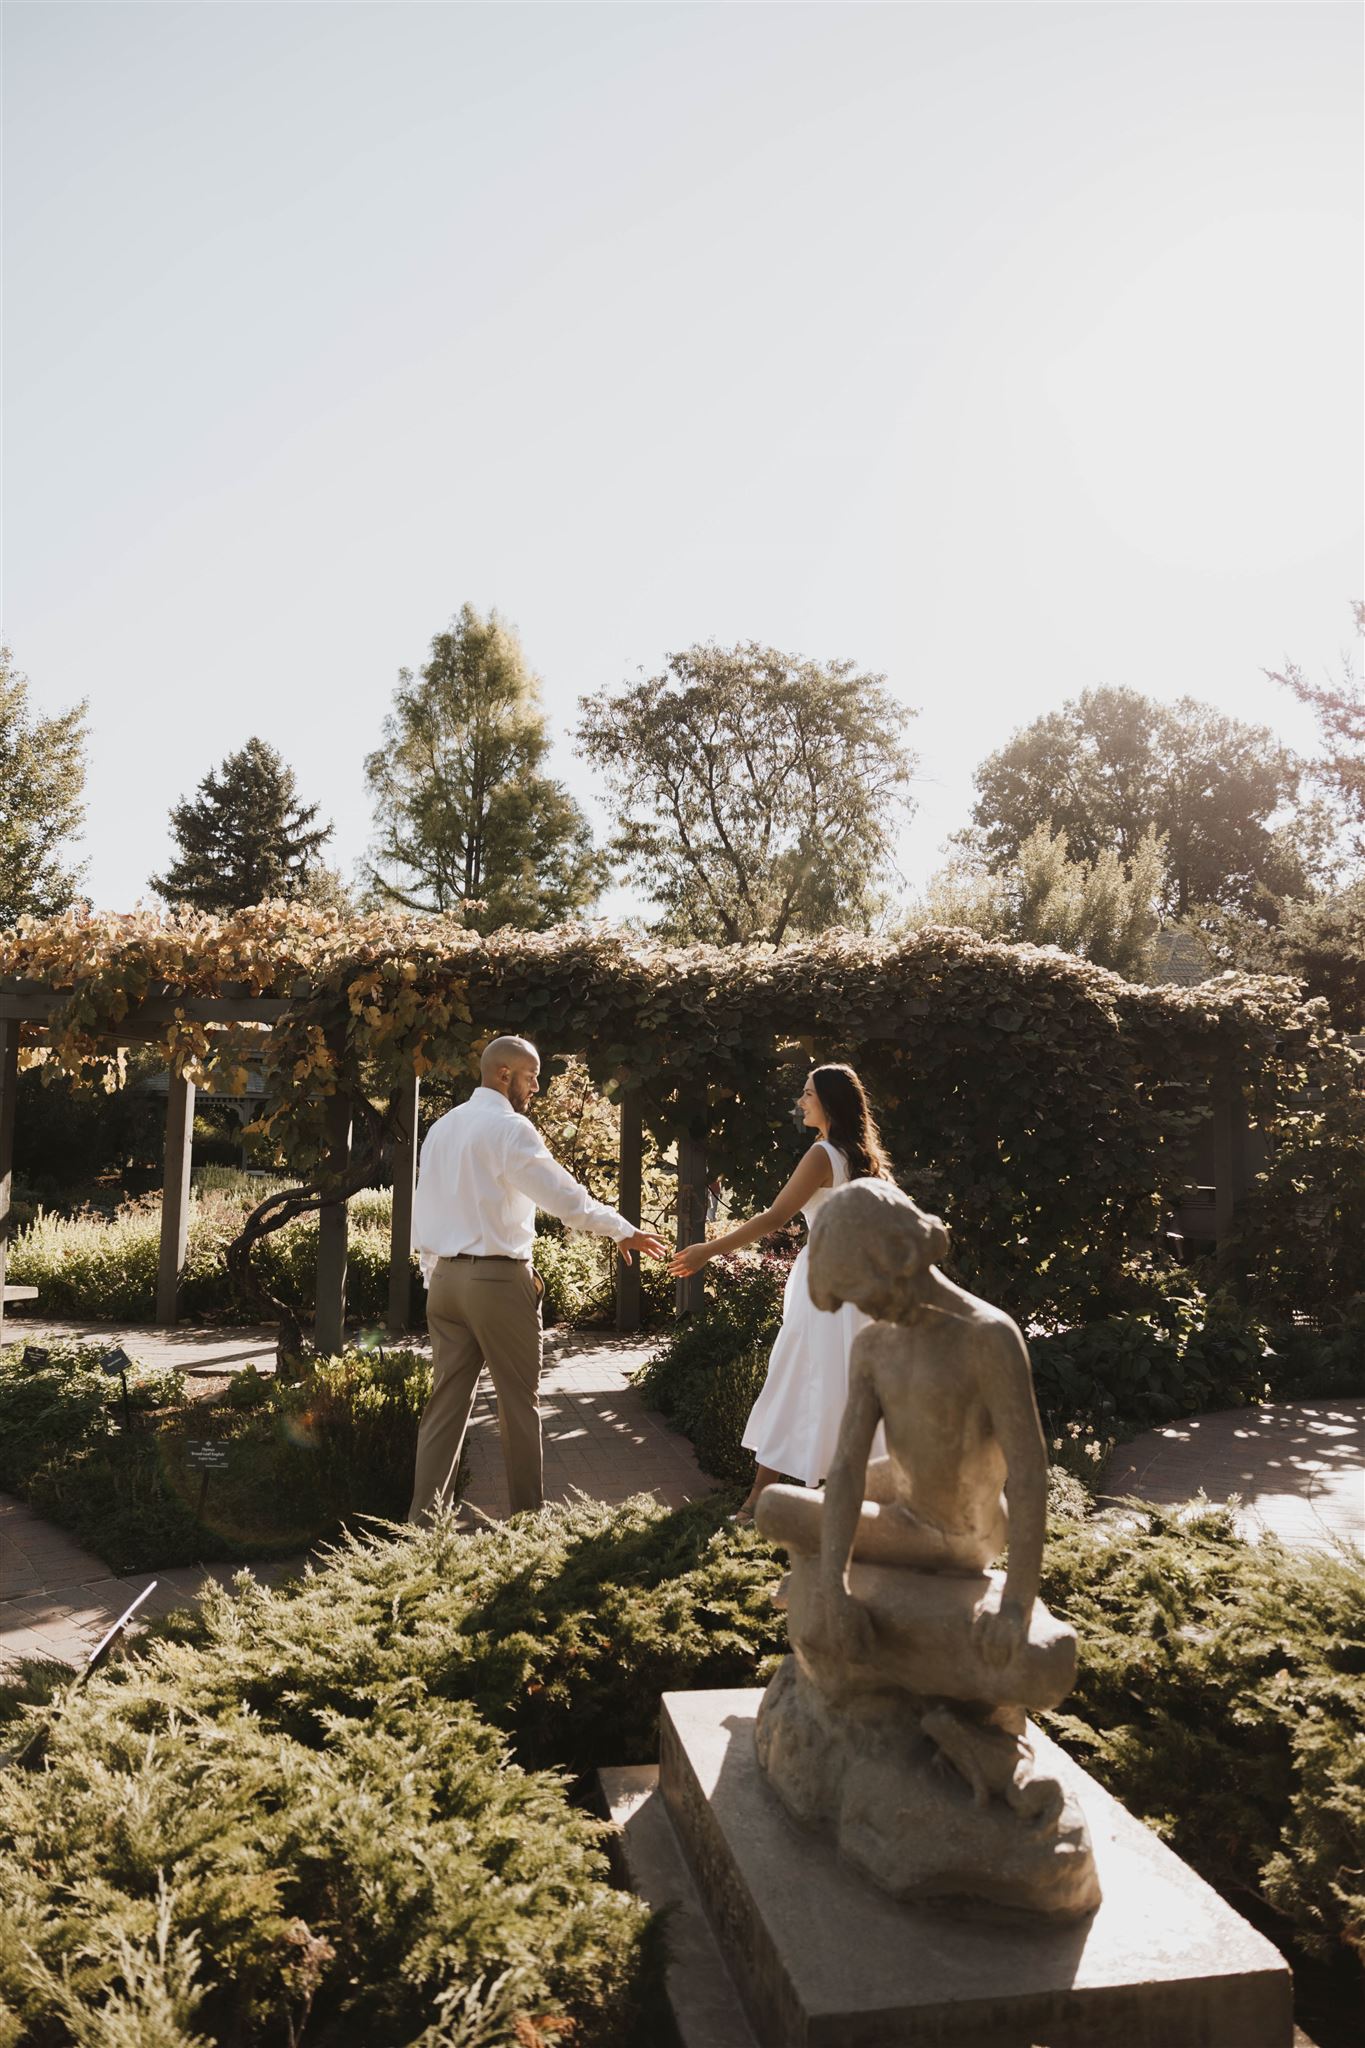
[408,1035,667,1521]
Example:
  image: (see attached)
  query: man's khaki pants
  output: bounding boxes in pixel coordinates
[408,1256,544,1521]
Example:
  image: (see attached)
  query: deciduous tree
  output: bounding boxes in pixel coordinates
[152,738,332,912]
[364,605,605,931]
[1268,601,1365,859]
[966,685,1324,918]
[0,646,87,927]
[577,641,916,944]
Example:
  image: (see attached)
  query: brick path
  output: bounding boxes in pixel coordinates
[0,1325,712,1673]
[1101,1397,1364,1554]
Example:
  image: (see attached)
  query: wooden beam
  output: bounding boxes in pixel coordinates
[0,1023,18,1349]
[674,1131,708,1318]
[386,1068,420,1337]
[0,984,290,1027]
[155,1074,195,1323]
[615,1088,643,1333]
[314,1091,352,1355]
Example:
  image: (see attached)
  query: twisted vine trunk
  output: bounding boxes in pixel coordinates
[226,1094,397,1378]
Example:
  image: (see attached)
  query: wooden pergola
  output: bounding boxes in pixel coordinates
[0,946,1265,1356]
[0,979,706,1349]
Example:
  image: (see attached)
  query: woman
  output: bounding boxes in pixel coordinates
[668,1062,893,1522]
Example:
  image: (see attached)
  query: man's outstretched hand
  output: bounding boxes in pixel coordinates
[618,1230,669,1265]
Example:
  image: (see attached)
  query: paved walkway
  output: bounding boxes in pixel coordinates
[1102,1397,1364,1554]
[4,1317,282,1378]
[0,1324,713,1673]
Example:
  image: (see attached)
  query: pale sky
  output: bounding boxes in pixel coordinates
[4,1,1362,918]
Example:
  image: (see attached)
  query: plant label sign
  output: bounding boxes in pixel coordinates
[185,1441,231,1472]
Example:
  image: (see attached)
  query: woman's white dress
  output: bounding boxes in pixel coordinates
[741,1139,880,1488]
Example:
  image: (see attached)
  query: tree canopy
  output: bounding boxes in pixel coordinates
[152,738,333,913]
[966,685,1324,918]
[576,641,916,945]
[364,605,605,932]
[1214,877,1365,1030]
[0,646,88,928]
[1268,601,1365,861]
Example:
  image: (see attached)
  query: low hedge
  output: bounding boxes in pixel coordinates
[0,1341,431,1572]
[1,1494,1359,2040]
[8,1187,400,1326]
[1041,1498,1364,2039]
[0,1638,655,2046]
[141,1495,786,1784]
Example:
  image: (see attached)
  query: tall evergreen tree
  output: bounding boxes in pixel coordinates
[0,646,88,926]
[364,604,606,930]
[152,738,333,912]
[909,823,1165,979]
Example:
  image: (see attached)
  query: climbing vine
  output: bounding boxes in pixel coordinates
[0,905,1355,1328]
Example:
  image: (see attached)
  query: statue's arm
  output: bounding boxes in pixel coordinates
[807,1359,882,1665]
[820,1360,881,1596]
[976,1321,1049,1666]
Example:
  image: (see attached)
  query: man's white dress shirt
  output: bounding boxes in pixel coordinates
[412,1087,634,1275]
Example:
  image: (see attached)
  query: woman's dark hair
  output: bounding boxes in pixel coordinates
[810,1063,892,1183]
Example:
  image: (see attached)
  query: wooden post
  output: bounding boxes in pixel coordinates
[674,1131,708,1318]
[314,1090,352,1355]
[0,1022,17,1348]
[155,1074,196,1324]
[387,1067,420,1337]
[1212,1078,1252,1246]
[615,1088,643,1333]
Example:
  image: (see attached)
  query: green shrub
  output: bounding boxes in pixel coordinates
[0,1342,432,1572]
[692,1338,770,1484]
[1030,1281,1364,1449]
[3,1491,1361,2026]
[7,1189,401,1326]
[1042,1502,1365,1976]
[147,1497,788,1781]
[0,1639,655,2045]
[534,1226,617,1326]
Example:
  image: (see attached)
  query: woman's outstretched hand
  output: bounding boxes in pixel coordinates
[668,1240,712,1279]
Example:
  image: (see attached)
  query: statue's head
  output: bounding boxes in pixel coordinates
[807,1180,949,1323]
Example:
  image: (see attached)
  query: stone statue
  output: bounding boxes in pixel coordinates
[753,1179,1100,1918]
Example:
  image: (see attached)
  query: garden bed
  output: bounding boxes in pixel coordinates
[0,1339,431,1572]
[0,1493,1359,2045]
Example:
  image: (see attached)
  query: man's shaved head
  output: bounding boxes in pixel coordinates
[481,1035,539,1081]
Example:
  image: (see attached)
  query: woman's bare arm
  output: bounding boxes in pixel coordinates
[667,1143,833,1275]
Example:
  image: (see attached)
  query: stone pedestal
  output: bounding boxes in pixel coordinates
[609,1688,1294,2048]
